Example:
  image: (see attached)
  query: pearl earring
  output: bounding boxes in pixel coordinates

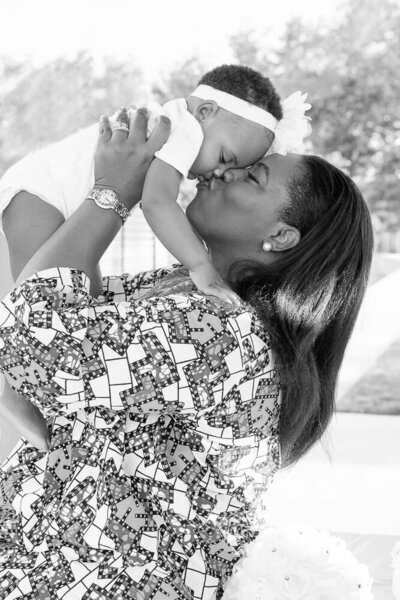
[263,242,272,252]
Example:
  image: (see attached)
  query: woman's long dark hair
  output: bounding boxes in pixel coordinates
[231,155,373,467]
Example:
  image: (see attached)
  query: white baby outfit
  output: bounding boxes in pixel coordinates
[0,99,203,233]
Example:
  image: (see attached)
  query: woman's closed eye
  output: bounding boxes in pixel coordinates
[220,152,235,166]
[247,171,260,185]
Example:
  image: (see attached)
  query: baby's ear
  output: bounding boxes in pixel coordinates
[196,100,219,122]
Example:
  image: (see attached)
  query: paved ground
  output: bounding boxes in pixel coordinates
[265,412,400,598]
[265,266,400,599]
[337,260,400,399]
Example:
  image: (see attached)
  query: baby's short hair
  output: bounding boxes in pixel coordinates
[198,64,282,121]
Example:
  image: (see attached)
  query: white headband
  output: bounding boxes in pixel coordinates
[191,84,312,156]
[191,84,278,132]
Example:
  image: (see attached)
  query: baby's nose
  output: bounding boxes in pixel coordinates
[202,170,217,181]
[213,168,224,179]
[220,168,248,183]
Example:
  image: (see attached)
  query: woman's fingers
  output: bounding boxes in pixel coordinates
[147,115,171,153]
[100,106,170,155]
[97,116,112,148]
[112,108,130,142]
[129,107,149,144]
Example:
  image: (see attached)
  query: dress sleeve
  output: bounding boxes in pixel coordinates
[0,267,281,443]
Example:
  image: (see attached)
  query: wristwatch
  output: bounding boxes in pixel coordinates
[86,188,131,224]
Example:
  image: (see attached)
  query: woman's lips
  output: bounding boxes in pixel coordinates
[196,180,209,190]
[195,177,222,192]
[209,177,221,191]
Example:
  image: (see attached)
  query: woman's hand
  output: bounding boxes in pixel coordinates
[94,107,171,210]
[15,108,171,292]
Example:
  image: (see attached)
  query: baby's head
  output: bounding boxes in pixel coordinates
[187,65,282,179]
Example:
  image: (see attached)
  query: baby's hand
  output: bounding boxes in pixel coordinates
[189,262,242,306]
[0,385,50,452]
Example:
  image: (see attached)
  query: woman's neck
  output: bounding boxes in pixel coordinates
[208,249,231,282]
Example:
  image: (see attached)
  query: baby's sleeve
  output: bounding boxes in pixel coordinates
[155,99,204,177]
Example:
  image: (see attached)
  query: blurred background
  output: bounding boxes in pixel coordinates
[0,0,399,597]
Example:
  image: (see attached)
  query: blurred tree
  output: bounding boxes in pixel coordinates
[231,0,400,230]
[0,52,144,174]
[152,57,206,104]
[1,0,399,232]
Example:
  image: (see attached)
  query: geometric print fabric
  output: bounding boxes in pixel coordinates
[0,266,281,599]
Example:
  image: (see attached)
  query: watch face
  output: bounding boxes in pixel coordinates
[94,190,116,209]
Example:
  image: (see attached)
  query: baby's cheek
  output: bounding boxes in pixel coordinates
[192,144,218,176]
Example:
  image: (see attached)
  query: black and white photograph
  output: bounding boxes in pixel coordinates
[0,0,399,598]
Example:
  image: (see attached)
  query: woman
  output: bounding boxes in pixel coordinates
[0,108,373,600]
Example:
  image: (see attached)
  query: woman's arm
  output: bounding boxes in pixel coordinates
[16,109,171,290]
[0,109,169,451]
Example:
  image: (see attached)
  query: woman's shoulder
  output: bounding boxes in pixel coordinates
[101,263,182,302]
[102,265,268,338]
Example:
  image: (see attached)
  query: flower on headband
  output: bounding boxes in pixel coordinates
[266,91,312,156]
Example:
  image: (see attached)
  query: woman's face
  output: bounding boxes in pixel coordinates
[186,153,303,250]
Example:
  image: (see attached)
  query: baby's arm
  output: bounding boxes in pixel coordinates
[0,384,50,452]
[141,158,240,304]
[4,191,103,294]
[2,192,97,451]
[0,194,68,451]
[3,191,65,280]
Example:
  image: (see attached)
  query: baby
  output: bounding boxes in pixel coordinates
[0,64,310,451]
[0,65,283,299]
[137,64,283,302]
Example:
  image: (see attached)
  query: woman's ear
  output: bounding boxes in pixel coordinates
[195,100,219,122]
[267,225,301,252]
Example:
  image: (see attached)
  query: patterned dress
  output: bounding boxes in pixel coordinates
[0,265,281,600]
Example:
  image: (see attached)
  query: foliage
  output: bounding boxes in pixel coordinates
[229,0,400,230]
[0,53,144,174]
[0,0,399,230]
[152,57,206,104]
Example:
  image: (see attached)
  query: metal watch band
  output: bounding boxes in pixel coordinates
[87,188,131,225]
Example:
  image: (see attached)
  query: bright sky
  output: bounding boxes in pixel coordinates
[0,0,346,81]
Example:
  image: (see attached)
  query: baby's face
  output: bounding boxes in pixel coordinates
[188,111,273,179]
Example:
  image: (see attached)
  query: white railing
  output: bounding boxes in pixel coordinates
[101,208,175,276]
[375,230,400,254]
